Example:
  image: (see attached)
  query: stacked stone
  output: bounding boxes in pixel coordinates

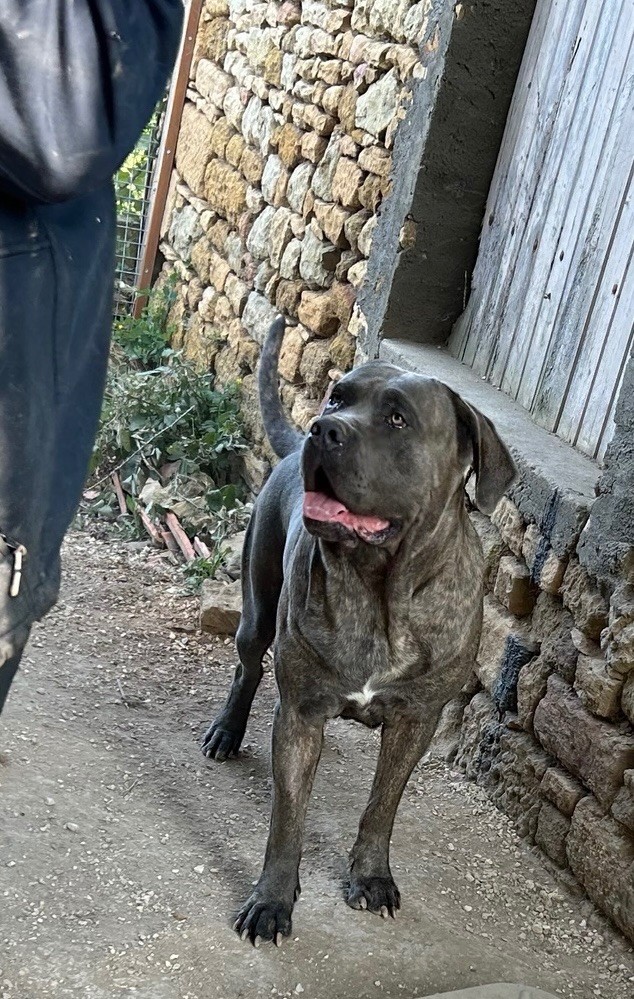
[454,495,634,941]
[156,0,432,476]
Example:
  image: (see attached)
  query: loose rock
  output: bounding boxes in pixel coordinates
[200,578,242,635]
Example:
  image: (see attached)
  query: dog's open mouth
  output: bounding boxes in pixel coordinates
[303,466,392,543]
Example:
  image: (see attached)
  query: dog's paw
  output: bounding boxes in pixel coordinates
[233,892,293,947]
[201,720,243,762]
[346,874,400,918]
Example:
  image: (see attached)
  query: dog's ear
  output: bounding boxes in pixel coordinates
[449,392,517,515]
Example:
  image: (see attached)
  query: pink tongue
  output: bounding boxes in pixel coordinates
[303,491,389,536]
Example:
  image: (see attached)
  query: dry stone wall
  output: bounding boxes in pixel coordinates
[156,0,634,943]
[158,0,434,484]
[453,494,634,942]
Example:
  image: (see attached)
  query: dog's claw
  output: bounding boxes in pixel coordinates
[346,874,401,917]
[201,720,244,762]
[233,892,293,947]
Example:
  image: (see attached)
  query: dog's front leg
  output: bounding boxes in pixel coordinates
[347,712,440,917]
[234,700,324,946]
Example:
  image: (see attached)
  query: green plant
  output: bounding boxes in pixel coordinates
[181,550,227,591]
[89,223,249,566]
[94,356,245,492]
[91,268,247,542]
[113,275,177,368]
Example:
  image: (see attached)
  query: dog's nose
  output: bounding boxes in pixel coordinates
[310,416,347,449]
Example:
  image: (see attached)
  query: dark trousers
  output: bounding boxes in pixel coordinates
[0,652,23,715]
[0,192,114,716]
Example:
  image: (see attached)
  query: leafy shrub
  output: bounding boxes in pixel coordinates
[93,358,245,510]
[86,281,249,553]
[112,276,177,368]
[181,551,228,590]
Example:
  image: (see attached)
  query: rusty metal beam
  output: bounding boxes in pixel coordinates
[133,0,203,318]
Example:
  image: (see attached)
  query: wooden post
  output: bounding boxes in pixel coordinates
[133,0,203,317]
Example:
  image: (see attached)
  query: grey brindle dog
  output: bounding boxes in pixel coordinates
[202,317,516,946]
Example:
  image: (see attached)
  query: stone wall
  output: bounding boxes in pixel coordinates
[451,492,634,941]
[155,0,634,943]
[157,0,440,489]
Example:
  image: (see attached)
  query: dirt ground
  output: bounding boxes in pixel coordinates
[1,532,633,999]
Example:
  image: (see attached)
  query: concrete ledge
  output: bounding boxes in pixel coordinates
[380,340,599,557]
[423,987,556,999]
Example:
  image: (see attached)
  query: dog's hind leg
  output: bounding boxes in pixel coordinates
[202,512,282,762]
[346,711,441,917]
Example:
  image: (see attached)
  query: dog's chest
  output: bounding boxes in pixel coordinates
[286,556,429,720]
[309,570,392,657]
[303,613,408,724]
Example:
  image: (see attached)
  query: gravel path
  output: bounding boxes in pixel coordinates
[1,532,633,999]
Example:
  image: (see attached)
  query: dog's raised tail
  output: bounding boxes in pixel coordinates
[258,317,303,459]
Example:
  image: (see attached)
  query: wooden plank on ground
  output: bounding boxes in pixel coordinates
[139,508,165,547]
[193,537,211,559]
[111,472,128,516]
[165,512,196,561]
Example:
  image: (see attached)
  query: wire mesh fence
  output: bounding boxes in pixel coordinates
[113,97,167,318]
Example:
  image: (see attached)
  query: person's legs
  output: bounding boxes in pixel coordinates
[0,193,114,715]
[0,649,26,715]
[38,193,115,577]
[0,217,58,713]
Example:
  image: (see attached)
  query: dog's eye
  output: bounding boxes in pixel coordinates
[327,395,343,411]
[388,412,407,429]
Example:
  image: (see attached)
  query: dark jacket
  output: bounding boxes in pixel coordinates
[0,1,183,698]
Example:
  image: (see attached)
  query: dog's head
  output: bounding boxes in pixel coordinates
[301,362,516,546]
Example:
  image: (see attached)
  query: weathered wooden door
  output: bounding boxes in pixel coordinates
[449,0,634,460]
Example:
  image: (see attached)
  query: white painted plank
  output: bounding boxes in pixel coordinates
[465,0,587,379]
[557,173,634,448]
[574,241,634,457]
[598,411,616,462]
[505,0,625,407]
[531,55,634,436]
[448,0,553,362]
[596,321,633,463]
[596,346,630,462]
[457,0,582,372]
